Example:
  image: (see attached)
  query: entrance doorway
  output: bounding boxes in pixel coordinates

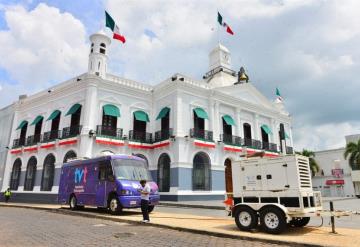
[224,158,233,197]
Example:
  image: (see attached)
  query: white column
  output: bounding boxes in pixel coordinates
[175,93,184,136]
[271,119,277,144]
[254,114,259,140]
[235,108,241,137]
[212,100,220,141]
[79,78,98,158]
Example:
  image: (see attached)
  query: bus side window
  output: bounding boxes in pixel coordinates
[98,161,113,181]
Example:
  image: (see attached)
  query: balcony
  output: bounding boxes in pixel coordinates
[154,128,173,143]
[129,130,153,144]
[96,125,123,139]
[62,125,83,139]
[190,128,214,142]
[243,138,262,149]
[220,134,242,146]
[286,146,294,154]
[25,134,41,146]
[262,142,278,152]
[12,138,25,149]
[42,130,61,143]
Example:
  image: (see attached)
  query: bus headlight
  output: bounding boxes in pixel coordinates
[120,189,131,195]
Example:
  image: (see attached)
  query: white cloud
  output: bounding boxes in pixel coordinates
[0,3,88,106]
[293,122,360,151]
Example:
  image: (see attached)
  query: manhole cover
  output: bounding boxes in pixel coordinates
[113,232,136,238]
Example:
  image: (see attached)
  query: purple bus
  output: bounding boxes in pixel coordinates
[58,154,160,214]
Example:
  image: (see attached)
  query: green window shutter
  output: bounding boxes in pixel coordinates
[134,110,150,122]
[156,107,170,120]
[65,103,81,116]
[261,124,273,135]
[16,120,28,130]
[30,116,44,126]
[47,110,61,121]
[103,104,120,117]
[222,115,236,126]
[193,107,208,119]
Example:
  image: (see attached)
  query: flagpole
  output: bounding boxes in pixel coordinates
[217,9,220,45]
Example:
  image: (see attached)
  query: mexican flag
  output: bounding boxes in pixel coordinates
[217,12,234,35]
[105,11,126,43]
[276,87,283,101]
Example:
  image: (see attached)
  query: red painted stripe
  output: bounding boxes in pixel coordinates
[40,143,56,149]
[128,144,153,149]
[224,147,242,152]
[24,147,38,152]
[264,153,280,157]
[194,142,215,148]
[59,139,78,146]
[10,150,22,154]
[152,142,170,149]
[95,139,124,146]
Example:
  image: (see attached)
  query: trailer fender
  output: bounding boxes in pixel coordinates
[232,203,257,217]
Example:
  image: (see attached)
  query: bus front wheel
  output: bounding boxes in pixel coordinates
[108,197,122,215]
[69,195,78,210]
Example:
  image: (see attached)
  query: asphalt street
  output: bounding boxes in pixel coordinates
[0,207,289,247]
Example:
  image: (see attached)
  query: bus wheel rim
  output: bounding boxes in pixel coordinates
[110,199,117,211]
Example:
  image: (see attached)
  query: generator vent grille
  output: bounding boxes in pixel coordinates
[297,157,312,188]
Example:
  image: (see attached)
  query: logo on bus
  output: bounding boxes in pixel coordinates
[74,167,88,184]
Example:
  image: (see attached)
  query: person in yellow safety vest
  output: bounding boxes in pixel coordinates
[4,188,11,203]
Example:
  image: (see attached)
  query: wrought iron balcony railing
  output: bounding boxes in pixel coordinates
[190,128,214,142]
[262,142,278,152]
[62,125,82,139]
[129,130,153,144]
[154,128,173,143]
[286,146,294,154]
[12,138,24,149]
[96,125,123,139]
[42,130,61,143]
[243,138,262,149]
[220,134,242,146]
[25,134,41,146]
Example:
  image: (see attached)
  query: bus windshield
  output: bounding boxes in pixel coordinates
[112,159,151,181]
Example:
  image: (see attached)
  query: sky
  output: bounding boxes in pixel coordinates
[0,0,359,151]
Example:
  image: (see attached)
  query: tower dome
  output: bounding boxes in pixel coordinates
[88,30,111,78]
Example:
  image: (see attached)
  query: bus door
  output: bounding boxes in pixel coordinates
[96,161,113,207]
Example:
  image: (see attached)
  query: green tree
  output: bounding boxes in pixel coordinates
[344,140,360,170]
[296,149,320,176]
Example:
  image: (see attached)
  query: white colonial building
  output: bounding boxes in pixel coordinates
[0,31,293,202]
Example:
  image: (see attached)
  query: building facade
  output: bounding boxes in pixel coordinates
[345,134,360,197]
[312,148,355,197]
[1,31,294,202]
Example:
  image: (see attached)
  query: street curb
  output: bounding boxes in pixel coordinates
[0,203,322,247]
[158,202,224,210]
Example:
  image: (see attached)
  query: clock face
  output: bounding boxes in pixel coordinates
[223,53,230,63]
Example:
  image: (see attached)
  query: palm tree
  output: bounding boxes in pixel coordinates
[344,140,360,170]
[296,149,320,176]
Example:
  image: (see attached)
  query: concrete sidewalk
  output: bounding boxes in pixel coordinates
[1,202,359,247]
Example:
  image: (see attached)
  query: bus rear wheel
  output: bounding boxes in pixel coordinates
[69,195,78,210]
[108,197,122,215]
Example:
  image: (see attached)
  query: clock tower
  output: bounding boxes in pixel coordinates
[204,43,237,88]
[209,43,231,70]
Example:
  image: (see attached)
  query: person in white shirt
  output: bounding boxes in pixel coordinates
[139,179,151,223]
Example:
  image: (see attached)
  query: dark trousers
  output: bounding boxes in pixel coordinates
[5,196,10,203]
[141,199,149,221]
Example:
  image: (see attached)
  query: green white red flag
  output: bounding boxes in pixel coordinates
[217,12,234,35]
[105,11,126,43]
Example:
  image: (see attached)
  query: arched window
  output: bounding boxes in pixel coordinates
[134,153,149,168]
[157,154,171,192]
[261,127,269,150]
[41,154,55,191]
[24,156,37,191]
[10,158,22,190]
[63,150,77,163]
[192,152,211,191]
[243,123,252,146]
